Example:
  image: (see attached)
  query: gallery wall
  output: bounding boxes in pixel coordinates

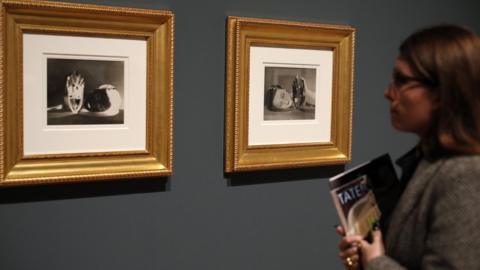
[1,0,479,269]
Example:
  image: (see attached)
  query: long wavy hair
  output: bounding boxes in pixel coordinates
[399,25,480,157]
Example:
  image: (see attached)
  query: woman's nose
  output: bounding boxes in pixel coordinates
[384,85,395,102]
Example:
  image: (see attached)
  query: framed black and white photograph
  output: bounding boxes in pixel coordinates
[225,16,355,172]
[47,58,125,125]
[264,66,316,121]
[0,0,174,186]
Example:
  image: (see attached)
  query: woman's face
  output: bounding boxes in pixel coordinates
[384,58,437,137]
[272,88,293,110]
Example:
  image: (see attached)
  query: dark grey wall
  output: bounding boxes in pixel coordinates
[1,1,479,270]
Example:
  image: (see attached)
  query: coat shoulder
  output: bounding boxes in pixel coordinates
[434,155,480,186]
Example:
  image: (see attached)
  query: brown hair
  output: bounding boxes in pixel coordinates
[399,25,480,157]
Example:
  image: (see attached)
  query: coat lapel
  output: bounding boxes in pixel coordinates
[385,158,445,250]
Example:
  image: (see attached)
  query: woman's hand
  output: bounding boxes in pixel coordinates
[335,225,386,269]
[358,228,385,265]
[335,225,364,269]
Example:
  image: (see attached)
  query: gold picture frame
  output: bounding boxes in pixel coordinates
[0,0,174,186]
[225,16,355,172]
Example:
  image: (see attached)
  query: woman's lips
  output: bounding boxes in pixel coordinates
[390,108,399,118]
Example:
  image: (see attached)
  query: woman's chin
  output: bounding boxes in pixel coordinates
[390,117,404,131]
[391,120,415,134]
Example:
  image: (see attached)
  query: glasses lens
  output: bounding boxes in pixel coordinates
[392,70,413,88]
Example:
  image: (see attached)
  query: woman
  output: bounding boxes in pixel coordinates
[336,25,480,270]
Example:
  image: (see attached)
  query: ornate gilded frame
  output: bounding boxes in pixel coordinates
[0,0,174,186]
[225,16,355,172]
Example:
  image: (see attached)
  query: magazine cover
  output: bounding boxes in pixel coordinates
[329,154,399,237]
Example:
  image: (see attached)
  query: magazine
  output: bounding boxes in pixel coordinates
[329,154,400,237]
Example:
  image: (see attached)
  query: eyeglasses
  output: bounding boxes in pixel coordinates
[388,69,436,96]
[391,70,426,89]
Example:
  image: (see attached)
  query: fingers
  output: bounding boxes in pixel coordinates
[356,227,382,250]
[338,235,364,250]
[338,237,363,270]
[372,228,382,243]
[335,224,345,236]
[356,229,385,266]
[341,253,361,270]
[347,261,360,270]
[335,225,366,270]
[334,225,363,243]
[339,245,360,259]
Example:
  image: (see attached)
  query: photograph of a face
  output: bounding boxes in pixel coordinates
[264,66,316,121]
[47,58,125,125]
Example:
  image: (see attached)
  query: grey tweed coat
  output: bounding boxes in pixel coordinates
[366,155,480,270]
